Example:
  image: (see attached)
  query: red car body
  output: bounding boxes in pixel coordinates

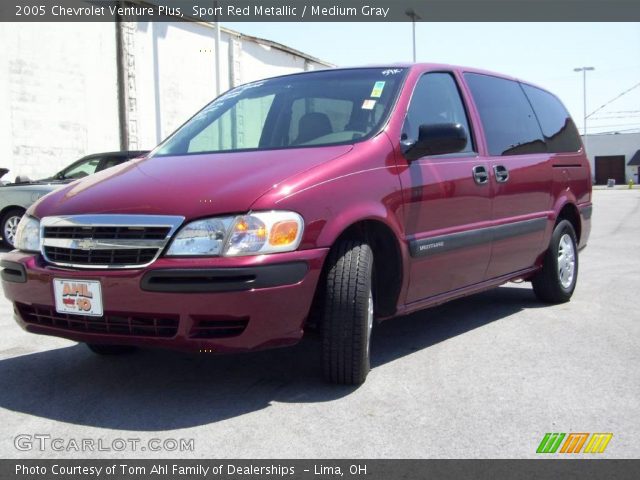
[1,64,592,356]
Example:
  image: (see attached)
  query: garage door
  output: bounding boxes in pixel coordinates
[595,156,625,185]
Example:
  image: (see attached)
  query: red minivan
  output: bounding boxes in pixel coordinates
[1,64,592,384]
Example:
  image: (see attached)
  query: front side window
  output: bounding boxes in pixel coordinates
[154,68,407,156]
[402,72,474,153]
[464,73,546,156]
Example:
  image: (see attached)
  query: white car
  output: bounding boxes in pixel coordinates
[0,150,147,247]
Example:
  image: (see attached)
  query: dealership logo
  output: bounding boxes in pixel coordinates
[536,433,613,454]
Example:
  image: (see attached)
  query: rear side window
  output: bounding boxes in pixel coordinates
[521,84,582,153]
[464,73,546,156]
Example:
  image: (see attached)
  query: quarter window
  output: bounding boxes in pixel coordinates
[464,73,546,156]
[403,72,474,153]
[521,84,582,153]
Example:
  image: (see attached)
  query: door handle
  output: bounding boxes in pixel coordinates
[472,165,489,185]
[493,164,509,183]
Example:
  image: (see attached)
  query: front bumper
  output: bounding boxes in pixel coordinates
[1,248,328,353]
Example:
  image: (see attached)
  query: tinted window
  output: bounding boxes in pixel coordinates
[154,68,407,156]
[465,73,546,156]
[521,84,581,153]
[403,72,474,153]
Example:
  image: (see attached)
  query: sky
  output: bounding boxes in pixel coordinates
[224,22,640,135]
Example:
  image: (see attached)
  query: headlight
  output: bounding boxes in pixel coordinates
[14,215,41,253]
[166,211,304,257]
[166,217,234,256]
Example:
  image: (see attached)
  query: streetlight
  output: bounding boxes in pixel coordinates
[574,67,595,140]
[405,9,422,62]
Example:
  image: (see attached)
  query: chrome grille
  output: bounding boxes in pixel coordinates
[41,215,184,269]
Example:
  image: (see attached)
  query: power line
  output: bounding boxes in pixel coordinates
[603,110,640,114]
[586,122,640,128]
[591,114,640,120]
[586,82,640,119]
[589,127,640,135]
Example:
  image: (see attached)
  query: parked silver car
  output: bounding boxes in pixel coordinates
[0,151,147,247]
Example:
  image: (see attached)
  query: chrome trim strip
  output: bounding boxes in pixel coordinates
[40,215,185,269]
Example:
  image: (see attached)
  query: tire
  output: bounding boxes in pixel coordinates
[532,219,579,303]
[322,239,374,385]
[1,208,25,248]
[86,343,137,355]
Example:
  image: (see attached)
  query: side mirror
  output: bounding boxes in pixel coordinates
[401,123,468,161]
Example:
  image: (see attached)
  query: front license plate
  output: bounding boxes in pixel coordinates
[53,279,103,317]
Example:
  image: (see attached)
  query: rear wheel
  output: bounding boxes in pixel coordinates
[86,343,137,355]
[321,239,374,385]
[1,208,25,248]
[532,219,579,303]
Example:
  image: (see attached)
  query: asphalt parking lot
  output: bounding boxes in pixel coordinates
[0,189,638,459]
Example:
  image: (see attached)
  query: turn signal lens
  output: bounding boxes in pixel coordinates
[269,221,299,246]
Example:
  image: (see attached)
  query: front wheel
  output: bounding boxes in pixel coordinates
[1,208,25,248]
[532,220,579,303]
[321,239,374,385]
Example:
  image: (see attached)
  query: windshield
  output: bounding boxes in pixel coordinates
[153,68,407,156]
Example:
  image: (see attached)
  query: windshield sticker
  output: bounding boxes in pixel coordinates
[382,69,403,76]
[362,99,377,110]
[371,81,385,98]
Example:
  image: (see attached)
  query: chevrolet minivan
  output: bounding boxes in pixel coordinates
[1,64,591,384]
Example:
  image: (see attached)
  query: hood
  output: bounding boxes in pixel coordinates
[32,146,353,219]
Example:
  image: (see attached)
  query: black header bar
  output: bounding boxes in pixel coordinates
[2,459,640,480]
[2,0,640,22]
